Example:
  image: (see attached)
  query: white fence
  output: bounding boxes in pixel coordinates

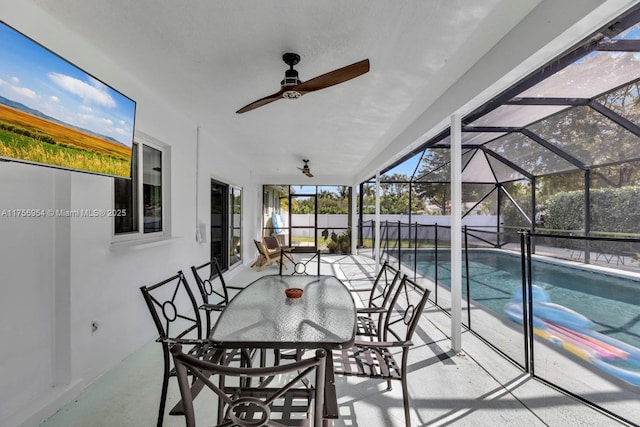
[282,214,498,237]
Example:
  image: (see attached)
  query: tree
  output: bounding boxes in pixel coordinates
[379,173,426,214]
[413,149,451,214]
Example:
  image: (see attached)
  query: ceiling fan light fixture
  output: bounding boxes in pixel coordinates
[282,90,302,99]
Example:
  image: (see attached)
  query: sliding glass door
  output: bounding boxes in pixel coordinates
[211,179,242,270]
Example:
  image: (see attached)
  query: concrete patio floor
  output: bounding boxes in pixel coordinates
[40,254,631,426]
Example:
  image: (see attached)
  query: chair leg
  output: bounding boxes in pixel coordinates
[157,352,171,427]
[402,376,411,427]
[205,312,212,339]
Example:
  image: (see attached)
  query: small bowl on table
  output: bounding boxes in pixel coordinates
[285,287,303,299]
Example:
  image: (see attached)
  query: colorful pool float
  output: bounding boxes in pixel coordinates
[504,285,640,388]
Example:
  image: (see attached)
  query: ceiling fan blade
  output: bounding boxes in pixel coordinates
[298,166,314,177]
[294,59,370,94]
[236,89,285,114]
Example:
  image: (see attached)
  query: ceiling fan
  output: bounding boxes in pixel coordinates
[236,53,370,114]
[298,159,314,178]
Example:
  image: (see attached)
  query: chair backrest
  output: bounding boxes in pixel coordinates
[190,257,230,307]
[253,239,266,256]
[382,275,431,344]
[171,344,326,427]
[367,261,401,310]
[263,235,280,251]
[140,271,203,343]
[280,249,321,275]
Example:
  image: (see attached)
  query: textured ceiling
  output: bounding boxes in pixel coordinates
[30,0,547,183]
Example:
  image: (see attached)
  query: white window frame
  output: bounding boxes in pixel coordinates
[112,131,171,244]
[229,184,242,267]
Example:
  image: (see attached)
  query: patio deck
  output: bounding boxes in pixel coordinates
[40,254,630,426]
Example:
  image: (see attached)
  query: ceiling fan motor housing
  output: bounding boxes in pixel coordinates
[281,53,302,98]
[282,71,302,98]
[281,69,300,87]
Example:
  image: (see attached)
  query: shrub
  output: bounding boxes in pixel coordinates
[545,186,640,234]
[321,228,351,254]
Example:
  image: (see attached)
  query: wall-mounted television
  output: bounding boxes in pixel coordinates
[0,21,136,178]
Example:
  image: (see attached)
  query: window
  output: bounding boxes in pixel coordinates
[114,133,169,238]
[229,186,242,266]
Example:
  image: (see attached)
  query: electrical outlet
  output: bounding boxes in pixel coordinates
[91,320,99,333]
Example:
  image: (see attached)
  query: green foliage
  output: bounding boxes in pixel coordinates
[360,174,427,214]
[544,186,640,234]
[322,228,351,254]
[544,191,584,231]
[1,121,56,144]
[498,181,532,227]
[292,187,350,214]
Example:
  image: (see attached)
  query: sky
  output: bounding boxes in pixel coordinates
[0,22,135,147]
[382,152,423,178]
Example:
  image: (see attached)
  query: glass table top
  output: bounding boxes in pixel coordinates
[209,275,356,349]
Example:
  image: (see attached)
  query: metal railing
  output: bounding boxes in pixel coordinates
[356,219,640,425]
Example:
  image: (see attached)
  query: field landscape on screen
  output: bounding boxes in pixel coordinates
[0,22,135,178]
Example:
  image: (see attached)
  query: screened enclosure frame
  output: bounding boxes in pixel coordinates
[352,7,640,425]
[359,5,640,243]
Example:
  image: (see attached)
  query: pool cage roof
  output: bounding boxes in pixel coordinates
[375,5,640,188]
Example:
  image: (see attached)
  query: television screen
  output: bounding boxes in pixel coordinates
[0,21,136,178]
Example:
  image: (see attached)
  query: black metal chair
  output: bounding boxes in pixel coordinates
[171,344,327,427]
[333,275,431,427]
[350,261,402,339]
[191,258,265,369]
[275,247,321,364]
[190,257,243,334]
[140,271,214,427]
[279,248,321,275]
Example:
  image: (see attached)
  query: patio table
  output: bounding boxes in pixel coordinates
[209,274,356,422]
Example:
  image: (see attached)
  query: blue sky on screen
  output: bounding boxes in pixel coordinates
[0,22,135,147]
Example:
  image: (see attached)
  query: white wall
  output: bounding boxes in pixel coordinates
[0,3,255,426]
[360,214,498,228]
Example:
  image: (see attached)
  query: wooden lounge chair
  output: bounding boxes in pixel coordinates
[251,239,285,271]
[263,235,295,264]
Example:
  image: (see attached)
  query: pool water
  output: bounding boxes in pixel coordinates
[406,249,640,350]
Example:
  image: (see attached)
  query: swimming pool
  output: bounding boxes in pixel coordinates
[403,248,640,352]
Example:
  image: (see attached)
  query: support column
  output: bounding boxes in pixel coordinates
[350,184,357,255]
[374,171,381,274]
[531,177,536,253]
[450,114,463,352]
[584,169,591,264]
[358,182,364,248]
[496,184,502,247]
